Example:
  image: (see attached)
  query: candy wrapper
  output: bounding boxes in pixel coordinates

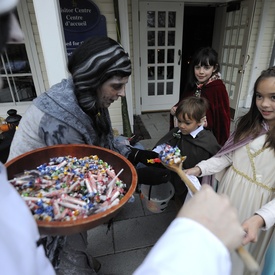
[184,175,201,203]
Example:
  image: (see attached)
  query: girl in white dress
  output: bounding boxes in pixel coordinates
[185,67,275,275]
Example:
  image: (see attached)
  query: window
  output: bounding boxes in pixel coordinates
[0,2,45,116]
[0,42,36,103]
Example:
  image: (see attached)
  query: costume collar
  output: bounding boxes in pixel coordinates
[173,125,204,139]
[190,125,204,138]
[195,72,221,97]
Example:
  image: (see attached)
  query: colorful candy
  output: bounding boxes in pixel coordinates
[159,144,185,165]
[147,158,161,164]
[9,155,127,221]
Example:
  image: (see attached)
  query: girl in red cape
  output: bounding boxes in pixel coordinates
[170,47,230,146]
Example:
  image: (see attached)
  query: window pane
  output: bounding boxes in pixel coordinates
[157,66,164,80]
[157,82,164,95]
[158,31,165,46]
[167,66,173,79]
[0,76,35,103]
[167,82,173,94]
[238,28,244,46]
[168,12,176,28]
[234,10,240,26]
[231,29,237,45]
[229,84,235,98]
[241,7,248,25]
[147,11,155,28]
[157,49,165,64]
[148,31,155,46]
[167,49,174,63]
[158,11,166,27]
[148,66,155,80]
[1,45,31,74]
[168,31,175,46]
[225,30,230,46]
[148,50,155,64]
[148,83,154,96]
[222,48,228,63]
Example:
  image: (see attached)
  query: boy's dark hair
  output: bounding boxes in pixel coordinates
[175,96,209,123]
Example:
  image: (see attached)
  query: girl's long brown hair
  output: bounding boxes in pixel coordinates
[234,67,275,151]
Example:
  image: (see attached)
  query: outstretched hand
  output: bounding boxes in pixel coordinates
[242,215,265,245]
[178,185,245,251]
[184,166,201,177]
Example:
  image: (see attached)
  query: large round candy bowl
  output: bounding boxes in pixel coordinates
[5,144,137,236]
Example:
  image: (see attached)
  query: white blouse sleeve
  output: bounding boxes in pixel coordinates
[133,218,231,275]
[197,153,233,177]
[255,199,275,230]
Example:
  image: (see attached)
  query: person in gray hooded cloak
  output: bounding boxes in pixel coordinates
[8,36,170,274]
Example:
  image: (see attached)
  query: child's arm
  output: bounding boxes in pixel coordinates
[242,215,265,245]
[185,153,232,177]
[242,199,275,245]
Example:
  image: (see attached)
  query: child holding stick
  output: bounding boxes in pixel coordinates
[154,96,220,202]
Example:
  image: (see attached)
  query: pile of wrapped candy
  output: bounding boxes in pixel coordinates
[9,155,126,221]
[159,144,185,165]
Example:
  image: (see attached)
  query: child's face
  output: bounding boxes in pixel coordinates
[194,63,216,84]
[177,114,201,135]
[256,77,275,128]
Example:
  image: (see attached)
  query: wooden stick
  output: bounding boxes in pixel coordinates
[236,246,259,272]
[163,160,260,272]
[176,166,198,194]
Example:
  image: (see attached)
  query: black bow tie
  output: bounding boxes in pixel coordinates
[173,132,181,139]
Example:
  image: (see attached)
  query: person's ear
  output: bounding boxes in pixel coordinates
[213,64,218,72]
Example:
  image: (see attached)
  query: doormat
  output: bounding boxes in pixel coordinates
[133,115,151,139]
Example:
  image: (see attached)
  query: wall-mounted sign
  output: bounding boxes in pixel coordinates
[59,0,107,56]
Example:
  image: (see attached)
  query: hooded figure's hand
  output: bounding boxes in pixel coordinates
[128,148,163,168]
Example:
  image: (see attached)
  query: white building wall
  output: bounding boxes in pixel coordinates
[27,0,48,90]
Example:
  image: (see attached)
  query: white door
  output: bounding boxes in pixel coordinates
[220,0,256,120]
[139,2,183,112]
